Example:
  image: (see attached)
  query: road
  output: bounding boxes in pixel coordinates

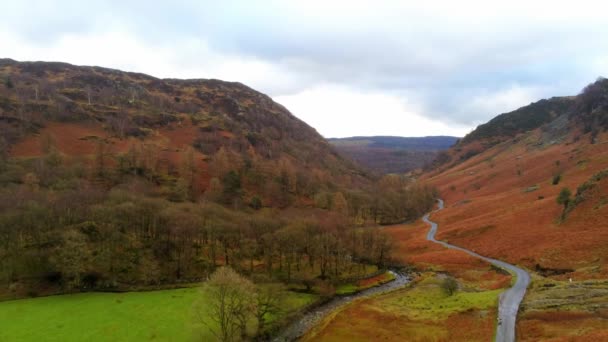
[424,199,530,342]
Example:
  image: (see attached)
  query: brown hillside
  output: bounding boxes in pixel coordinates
[0,58,366,204]
[418,79,608,340]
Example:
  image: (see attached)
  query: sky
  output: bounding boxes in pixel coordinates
[1,1,607,138]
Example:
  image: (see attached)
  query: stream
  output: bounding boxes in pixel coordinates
[273,270,409,341]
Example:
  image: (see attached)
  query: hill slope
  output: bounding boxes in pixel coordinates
[0,58,366,205]
[329,136,458,174]
[422,77,608,340]
[0,59,436,303]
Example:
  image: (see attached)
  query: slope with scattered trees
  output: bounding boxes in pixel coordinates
[421,77,608,340]
[0,59,436,302]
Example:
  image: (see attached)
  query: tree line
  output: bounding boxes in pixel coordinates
[0,146,435,299]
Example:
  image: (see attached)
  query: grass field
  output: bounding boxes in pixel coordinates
[305,274,500,341]
[0,287,317,341]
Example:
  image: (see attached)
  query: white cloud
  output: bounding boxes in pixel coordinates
[461,85,544,125]
[275,84,471,138]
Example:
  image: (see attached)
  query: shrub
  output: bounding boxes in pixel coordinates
[249,196,262,210]
[557,187,572,221]
[552,174,562,185]
[441,276,458,296]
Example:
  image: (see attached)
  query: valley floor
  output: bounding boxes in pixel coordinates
[305,212,608,341]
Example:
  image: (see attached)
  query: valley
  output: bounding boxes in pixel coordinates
[329,136,458,174]
[4,3,608,341]
[0,59,606,342]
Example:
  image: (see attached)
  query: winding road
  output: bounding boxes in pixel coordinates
[424,199,530,342]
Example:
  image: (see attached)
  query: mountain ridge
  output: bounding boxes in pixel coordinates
[329,135,459,174]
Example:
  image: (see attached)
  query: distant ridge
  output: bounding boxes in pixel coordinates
[329,136,459,174]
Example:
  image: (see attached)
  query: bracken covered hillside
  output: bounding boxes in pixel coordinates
[423,77,608,341]
[0,58,367,206]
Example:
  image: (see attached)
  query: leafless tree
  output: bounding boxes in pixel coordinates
[194,267,256,341]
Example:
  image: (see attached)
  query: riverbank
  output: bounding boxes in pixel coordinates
[273,270,409,341]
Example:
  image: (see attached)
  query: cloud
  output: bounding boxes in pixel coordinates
[275,84,471,138]
[1,1,608,137]
[459,86,544,124]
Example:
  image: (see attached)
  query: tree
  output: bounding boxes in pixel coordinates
[552,174,562,185]
[5,76,13,89]
[53,230,91,291]
[85,85,92,105]
[332,192,348,216]
[249,196,262,210]
[221,171,242,206]
[441,276,458,296]
[255,284,285,336]
[204,177,223,203]
[194,267,256,342]
[180,146,197,196]
[0,137,7,171]
[94,139,108,178]
[557,187,572,220]
[22,172,40,191]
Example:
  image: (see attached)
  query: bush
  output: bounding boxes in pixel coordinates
[249,196,262,210]
[552,174,562,185]
[441,276,458,296]
[557,188,572,208]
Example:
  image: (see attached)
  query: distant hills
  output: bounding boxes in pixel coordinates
[329,136,459,174]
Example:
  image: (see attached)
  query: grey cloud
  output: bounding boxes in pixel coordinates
[2,1,607,126]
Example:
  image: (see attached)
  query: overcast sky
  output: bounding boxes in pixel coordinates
[2,1,607,138]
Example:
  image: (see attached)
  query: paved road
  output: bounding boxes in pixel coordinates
[424,199,530,342]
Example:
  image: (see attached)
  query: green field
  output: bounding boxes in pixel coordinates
[0,287,317,341]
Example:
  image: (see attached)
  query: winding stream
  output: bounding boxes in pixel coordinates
[424,199,530,342]
[273,271,409,341]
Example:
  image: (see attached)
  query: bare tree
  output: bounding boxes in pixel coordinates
[255,283,285,335]
[85,85,92,105]
[194,267,256,341]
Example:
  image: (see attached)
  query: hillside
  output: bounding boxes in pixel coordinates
[325,78,608,342]
[329,136,458,174]
[0,59,436,303]
[421,77,608,340]
[0,58,368,203]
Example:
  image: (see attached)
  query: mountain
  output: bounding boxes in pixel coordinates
[0,58,368,205]
[0,59,436,302]
[329,136,459,174]
[421,77,608,339]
